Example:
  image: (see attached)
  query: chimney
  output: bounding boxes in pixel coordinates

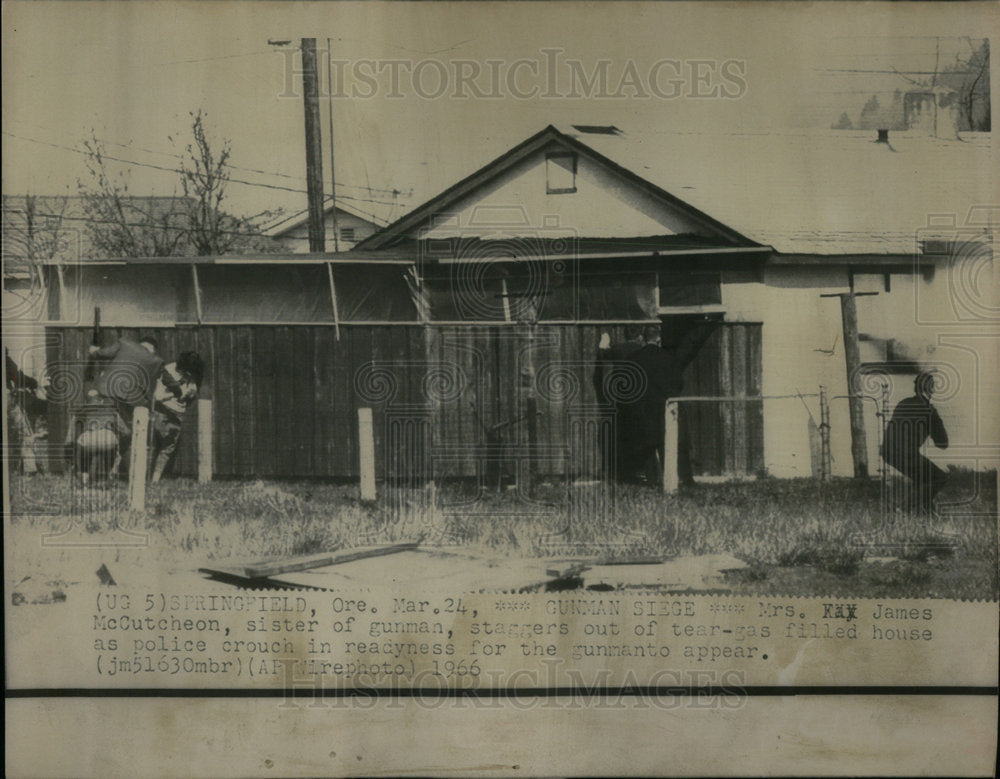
[876,129,889,144]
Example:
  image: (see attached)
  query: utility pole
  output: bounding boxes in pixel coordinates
[821,288,878,478]
[327,38,340,252]
[301,38,326,252]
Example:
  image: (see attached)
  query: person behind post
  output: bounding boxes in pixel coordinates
[882,370,950,514]
[150,351,205,483]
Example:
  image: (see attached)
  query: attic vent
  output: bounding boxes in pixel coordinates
[571,125,622,135]
[546,152,577,194]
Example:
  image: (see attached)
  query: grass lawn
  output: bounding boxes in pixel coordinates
[7,469,997,600]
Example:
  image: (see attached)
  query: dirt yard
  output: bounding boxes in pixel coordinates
[6,470,997,600]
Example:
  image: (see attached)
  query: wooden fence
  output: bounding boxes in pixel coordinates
[45,322,763,481]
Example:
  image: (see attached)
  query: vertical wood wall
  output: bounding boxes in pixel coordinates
[46,322,762,480]
[681,323,764,476]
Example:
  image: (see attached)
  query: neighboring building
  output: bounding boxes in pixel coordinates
[1,194,202,266]
[263,199,383,252]
[29,125,996,482]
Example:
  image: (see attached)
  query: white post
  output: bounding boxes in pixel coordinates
[129,406,150,511]
[358,407,376,501]
[191,264,204,324]
[662,399,679,494]
[197,398,213,483]
[327,262,341,341]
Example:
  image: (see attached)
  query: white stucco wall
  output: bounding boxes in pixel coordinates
[720,256,997,478]
[278,210,379,252]
[420,143,718,240]
[853,264,999,474]
[721,266,854,477]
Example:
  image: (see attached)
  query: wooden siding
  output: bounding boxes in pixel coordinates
[45,323,762,480]
[681,323,764,476]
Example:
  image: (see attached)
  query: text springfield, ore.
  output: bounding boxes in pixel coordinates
[84,591,937,682]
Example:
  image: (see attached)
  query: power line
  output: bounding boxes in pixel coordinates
[87,134,404,196]
[7,208,274,240]
[2,125,407,196]
[814,69,976,75]
[2,132,402,207]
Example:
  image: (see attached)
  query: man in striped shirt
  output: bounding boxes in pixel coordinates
[150,351,205,483]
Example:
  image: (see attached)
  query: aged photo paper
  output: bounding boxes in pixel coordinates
[4,1,998,776]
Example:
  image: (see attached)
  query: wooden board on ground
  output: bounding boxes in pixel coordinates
[579,554,748,591]
[267,549,569,593]
[198,547,749,593]
[198,541,419,581]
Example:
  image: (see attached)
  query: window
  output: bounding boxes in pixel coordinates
[340,227,355,242]
[539,268,657,321]
[546,152,577,194]
[658,272,722,307]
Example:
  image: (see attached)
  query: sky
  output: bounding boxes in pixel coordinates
[2,1,995,223]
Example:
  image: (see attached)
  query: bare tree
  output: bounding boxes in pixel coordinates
[78,135,191,257]
[2,193,73,269]
[78,111,278,258]
[2,194,73,318]
[944,39,990,132]
[177,110,276,255]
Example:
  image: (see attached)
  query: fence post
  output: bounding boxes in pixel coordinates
[197,398,213,483]
[358,407,376,501]
[878,381,891,515]
[819,386,831,482]
[128,406,150,511]
[662,399,679,494]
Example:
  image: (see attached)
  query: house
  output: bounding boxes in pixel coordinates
[354,124,996,480]
[28,125,996,483]
[263,199,384,252]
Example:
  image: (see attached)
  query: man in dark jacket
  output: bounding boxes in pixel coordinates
[622,318,721,485]
[627,326,686,485]
[92,336,164,408]
[594,316,718,485]
[882,371,950,513]
[82,335,182,481]
[593,325,645,480]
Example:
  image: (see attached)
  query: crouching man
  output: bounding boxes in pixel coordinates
[150,351,205,483]
[79,334,165,484]
[882,371,950,514]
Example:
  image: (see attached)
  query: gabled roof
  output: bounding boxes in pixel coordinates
[355,125,758,251]
[357,124,996,256]
[262,197,384,237]
[554,125,996,255]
